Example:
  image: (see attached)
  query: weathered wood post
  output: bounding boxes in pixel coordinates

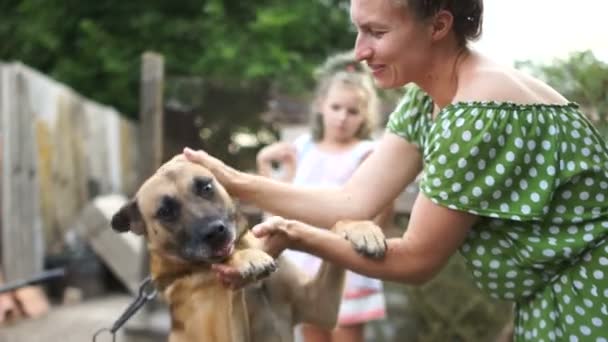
[1,63,44,281]
[118,52,169,338]
[138,52,165,185]
[137,52,164,282]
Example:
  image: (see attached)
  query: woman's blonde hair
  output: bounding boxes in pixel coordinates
[310,52,379,141]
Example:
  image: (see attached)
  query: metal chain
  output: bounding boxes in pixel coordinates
[92,276,157,342]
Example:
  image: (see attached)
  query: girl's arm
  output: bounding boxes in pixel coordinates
[184,132,422,228]
[256,142,297,182]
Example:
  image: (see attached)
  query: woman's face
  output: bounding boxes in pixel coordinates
[320,83,367,143]
[351,0,433,88]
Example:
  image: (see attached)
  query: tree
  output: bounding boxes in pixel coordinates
[516,51,608,134]
[1,0,356,168]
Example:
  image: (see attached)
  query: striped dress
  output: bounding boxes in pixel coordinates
[283,134,387,325]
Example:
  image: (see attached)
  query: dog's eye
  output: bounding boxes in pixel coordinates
[156,196,180,221]
[193,177,214,198]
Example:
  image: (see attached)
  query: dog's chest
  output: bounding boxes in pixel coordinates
[245,282,294,342]
[165,276,250,342]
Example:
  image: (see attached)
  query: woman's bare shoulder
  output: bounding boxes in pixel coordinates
[453,57,568,106]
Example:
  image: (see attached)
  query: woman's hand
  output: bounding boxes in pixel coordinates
[212,217,298,289]
[183,147,244,195]
[252,216,298,255]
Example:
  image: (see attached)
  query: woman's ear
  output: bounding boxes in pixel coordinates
[430,10,454,42]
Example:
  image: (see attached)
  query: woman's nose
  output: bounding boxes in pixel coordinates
[354,35,372,61]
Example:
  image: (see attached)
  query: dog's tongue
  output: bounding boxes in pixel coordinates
[214,242,234,258]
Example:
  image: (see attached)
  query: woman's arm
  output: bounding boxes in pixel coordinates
[185,133,422,228]
[255,194,477,284]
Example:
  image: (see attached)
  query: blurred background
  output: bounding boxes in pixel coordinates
[0,0,606,341]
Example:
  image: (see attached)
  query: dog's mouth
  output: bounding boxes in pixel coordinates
[212,239,235,259]
[178,228,237,263]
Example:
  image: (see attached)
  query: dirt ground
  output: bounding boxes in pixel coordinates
[0,295,168,342]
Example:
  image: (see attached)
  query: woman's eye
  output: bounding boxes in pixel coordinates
[368,29,385,38]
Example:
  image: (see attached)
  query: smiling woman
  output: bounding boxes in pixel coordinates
[184,0,608,340]
[351,0,482,89]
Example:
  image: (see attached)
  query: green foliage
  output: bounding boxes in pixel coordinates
[1,0,356,169]
[516,51,608,133]
[0,0,355,117]
[368,254,512,342]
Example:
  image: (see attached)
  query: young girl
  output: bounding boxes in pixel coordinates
[256,65,389,342]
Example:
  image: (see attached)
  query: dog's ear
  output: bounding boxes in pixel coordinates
[111,199,146,235]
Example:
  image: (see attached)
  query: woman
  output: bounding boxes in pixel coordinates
[185,0,608,340]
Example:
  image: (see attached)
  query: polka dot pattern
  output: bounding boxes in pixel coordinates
[387,85,608,340]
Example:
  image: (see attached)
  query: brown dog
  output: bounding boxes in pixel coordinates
[110,156,386,342]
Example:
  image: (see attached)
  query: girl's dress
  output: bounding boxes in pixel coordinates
[283,133,387,325]
[388,84,608,341]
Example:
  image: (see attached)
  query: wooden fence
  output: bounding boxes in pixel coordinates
[0,61,139,282]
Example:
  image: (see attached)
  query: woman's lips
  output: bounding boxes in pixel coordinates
[368,64,386,77]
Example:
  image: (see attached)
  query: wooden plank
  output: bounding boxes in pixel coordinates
[68,96,90,210]
[105,109,124,194]
[48,95,82,252]
[84,102,113,197]
[0,63,4,262]
[35,119,56,250]
[138,52,164,184]
[119,117,139,197]
[73,195,143,294]
[137,52,164,283]
[0,63,3,133]
[1,63,44,281]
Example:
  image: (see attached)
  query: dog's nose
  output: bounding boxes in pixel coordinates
[202,220,227,241]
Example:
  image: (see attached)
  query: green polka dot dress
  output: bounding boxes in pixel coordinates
[388,85,608,341]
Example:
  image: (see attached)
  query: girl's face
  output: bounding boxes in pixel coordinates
[319,83,368,144]
[351,0,433,88]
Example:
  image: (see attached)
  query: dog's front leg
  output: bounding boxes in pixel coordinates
[291,220,387,328]
[226,233,277,282]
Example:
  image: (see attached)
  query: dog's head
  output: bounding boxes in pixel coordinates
[111,156,243,263]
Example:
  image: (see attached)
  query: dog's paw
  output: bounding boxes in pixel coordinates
[332,220,387,259]
[228,249,277,281]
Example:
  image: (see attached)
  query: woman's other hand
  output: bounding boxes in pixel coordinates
[252,216,297,256]
[211,216,296,290]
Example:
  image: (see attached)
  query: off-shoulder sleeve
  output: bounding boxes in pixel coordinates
[419,105,562,221]
[386,84,434,148]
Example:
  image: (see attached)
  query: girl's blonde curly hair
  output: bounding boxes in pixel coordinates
[310,51,380,141]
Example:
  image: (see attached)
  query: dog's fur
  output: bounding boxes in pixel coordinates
[110,156,386,342]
